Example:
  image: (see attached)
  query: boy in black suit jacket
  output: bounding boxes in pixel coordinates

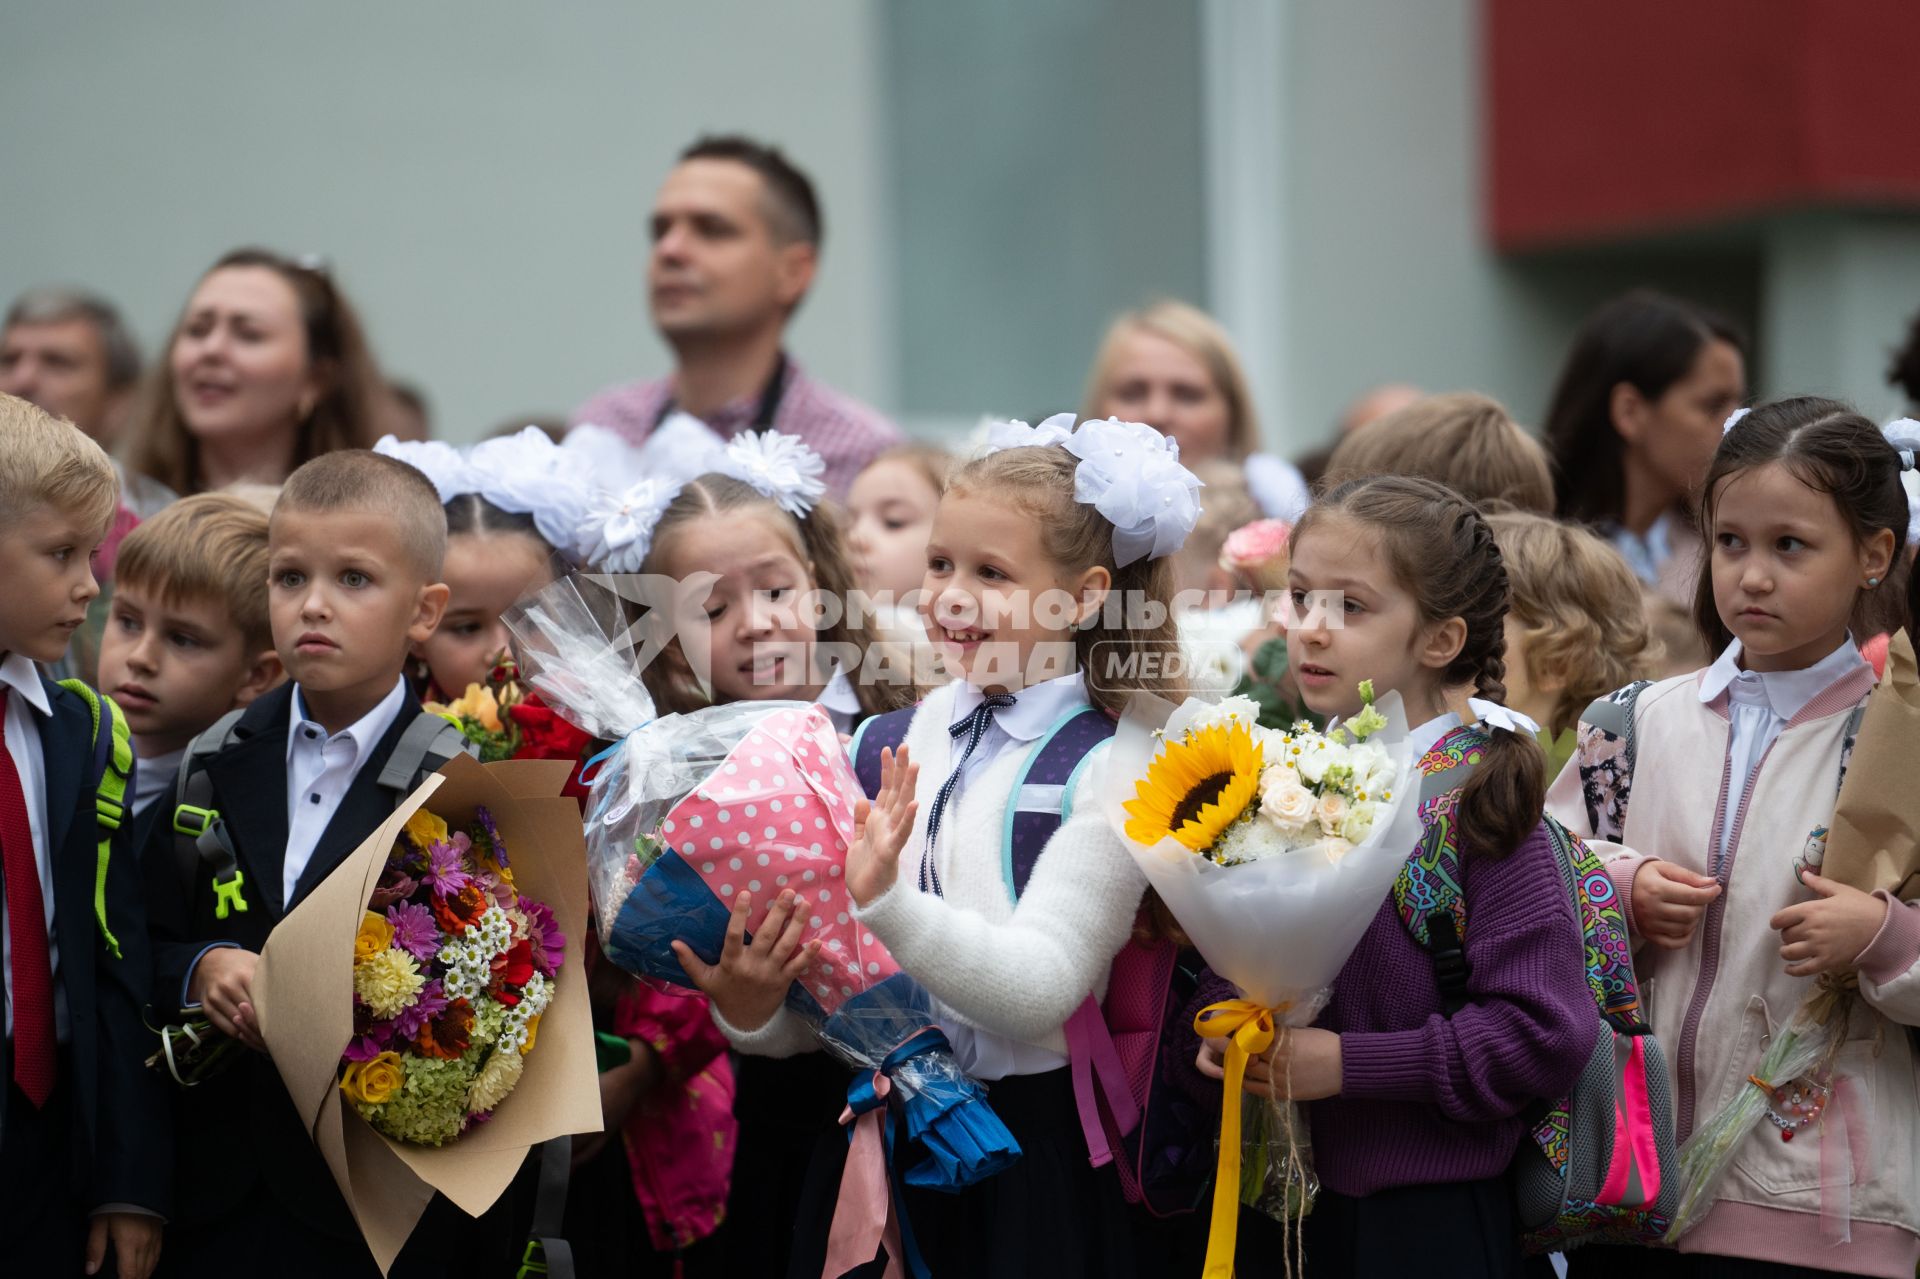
[0,396,167,1278]
[142,451,463,1277]
[95,494,283,857]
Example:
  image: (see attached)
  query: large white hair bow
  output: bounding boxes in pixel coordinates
[578,476,680,573]
[716,429,827,517]
[983,412,1077,455]
[1468,698,1542,737]
[373,436,474,504]
[464,426,599,560]
[1062,417,1204,566]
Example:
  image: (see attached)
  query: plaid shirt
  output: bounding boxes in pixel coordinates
[570,354,903,498]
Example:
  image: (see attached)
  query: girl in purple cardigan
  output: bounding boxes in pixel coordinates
[1200,476,1597,1277]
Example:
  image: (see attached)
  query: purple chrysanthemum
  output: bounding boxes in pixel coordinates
[386,901,441,962]
[393,979,449,1041]
[475,806,507,868]
[420,840,474,898]
[521,899,565,977]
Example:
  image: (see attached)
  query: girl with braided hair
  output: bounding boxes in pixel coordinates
[1198,474,1598,1276]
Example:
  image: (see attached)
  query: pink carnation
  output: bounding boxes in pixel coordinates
[1221,519,1291,570]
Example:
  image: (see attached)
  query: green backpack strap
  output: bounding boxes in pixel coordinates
[55,678,131,960]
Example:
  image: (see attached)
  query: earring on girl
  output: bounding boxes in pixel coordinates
[1869,577,1882,588]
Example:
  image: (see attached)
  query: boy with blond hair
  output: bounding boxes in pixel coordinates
[0,394,167,1278]
[142,450,472,1276]
[96,494,282,851]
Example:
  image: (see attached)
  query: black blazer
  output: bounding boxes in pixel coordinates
[141,682,431,1231]
[0,675,169,1214]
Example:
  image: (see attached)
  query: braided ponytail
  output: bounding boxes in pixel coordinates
[1298,475,1549,860]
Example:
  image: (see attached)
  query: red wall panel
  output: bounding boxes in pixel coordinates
[1486,0,1920,251]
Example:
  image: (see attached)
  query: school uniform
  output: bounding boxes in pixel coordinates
[142,680,505,1279]
[1,656,169,1271]
[127,744,182,865]
[721,672,1149,1278]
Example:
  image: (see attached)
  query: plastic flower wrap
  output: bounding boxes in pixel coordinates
[338,803,562,1144]
[503,574,1021,1241]
[1105,684,1424,1277]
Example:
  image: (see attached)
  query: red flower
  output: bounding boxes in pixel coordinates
[413,998,474,1060]
[430,883,488,936]
[507,696,592,763]
[495,938,536,989]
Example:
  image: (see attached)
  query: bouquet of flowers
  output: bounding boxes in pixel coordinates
[507,575,1021,1269]
[425,653,528,762]
[339,802,564,1145]
[1107,684,1424,1277]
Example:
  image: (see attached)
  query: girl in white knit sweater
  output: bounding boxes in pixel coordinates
[691,416,1203,1278]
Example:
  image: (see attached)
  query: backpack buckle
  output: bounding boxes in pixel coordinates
[174,804,219,839]
[211,871,250,920]
[516,1241,548,1278]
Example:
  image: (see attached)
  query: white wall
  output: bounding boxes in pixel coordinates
[0,0,895,441]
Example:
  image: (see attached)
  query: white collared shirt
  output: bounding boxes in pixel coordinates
[1699,637,1866,872]
[815,666,863,736]
[1609,513,1676,588]
[132,745,184,818]
[1,652,66,1040]
[284,680,407,903]
[938,671,1091,854]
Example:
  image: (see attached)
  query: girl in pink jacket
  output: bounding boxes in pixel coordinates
[1550,397,1920,1278]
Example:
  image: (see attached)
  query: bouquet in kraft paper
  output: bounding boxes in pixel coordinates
[1105,686,1423,1277]
[252,753,601,1275]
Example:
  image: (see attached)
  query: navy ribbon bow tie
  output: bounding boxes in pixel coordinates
[920,693,1015,895]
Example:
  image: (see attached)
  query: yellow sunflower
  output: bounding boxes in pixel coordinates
[1124,721,1264,853]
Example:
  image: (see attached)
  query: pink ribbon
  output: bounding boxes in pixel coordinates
[1065,995,1140,1168]
[1818,1073,1871,1245]
[822,1070,903,1279]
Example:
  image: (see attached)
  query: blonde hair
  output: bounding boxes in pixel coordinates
[1082,300,1260,460]
[1486,511,1658,735]
[0,393,120,534]
[1181,460,1259,590]
[273,450,447,580]
[1325,392,1554,513]
[947,446,1182,718]
[115,493,273,653]
[639,475,913,719]
[859,442,953,499]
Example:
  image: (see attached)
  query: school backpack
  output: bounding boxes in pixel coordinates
[851,704,1216,1217]
[1392,721,1679,1254]
[57,679,134,960]
[170,706,470,919]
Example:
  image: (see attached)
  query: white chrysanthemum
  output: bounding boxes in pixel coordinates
[718,430,827,517]
[466,1048,526,1115]
[353,948,424,1018]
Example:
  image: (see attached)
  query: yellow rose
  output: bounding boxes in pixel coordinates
[354,911,395,962]
[341,1051,405,1105]
[405,809,450,850]
[520,1013,540,1056]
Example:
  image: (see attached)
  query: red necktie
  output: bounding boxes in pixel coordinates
[0,687,56,1106]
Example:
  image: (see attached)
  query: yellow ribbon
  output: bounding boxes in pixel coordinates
[1194,999,1279,1279]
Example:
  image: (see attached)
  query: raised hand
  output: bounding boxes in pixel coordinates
[671,888,819,1032]
[847,745,919,908]
[1631,860,1722,950]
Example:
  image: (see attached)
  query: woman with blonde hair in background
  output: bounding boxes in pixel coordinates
[125,248,389,496]
[1082,299,1310,522]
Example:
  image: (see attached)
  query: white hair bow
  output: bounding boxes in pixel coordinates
[1468,698,1542,738]
[1062,417,1205,567]
[373,436,474,504]
[1884,418,1920,545]
[983,412,1077,455]
[579,476,680,573]
[1721,406,1752,436]
[464,427,599,560]
[716,430,827,518]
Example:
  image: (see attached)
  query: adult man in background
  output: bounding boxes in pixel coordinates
[2,287,142,452]
[571,135,901,496]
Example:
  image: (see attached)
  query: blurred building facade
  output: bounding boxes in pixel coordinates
[7,0,1920,447]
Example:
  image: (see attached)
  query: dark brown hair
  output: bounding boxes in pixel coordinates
[1692,396,1909,656]
[1325,391,1554,513]
[639,474,910,718]
[680,135,822,247]
[1294,474,1547,860]
[1545,289,1743,525]
[1890,305,1920,408]
[127,248,387,496]
[946,445,1185,718]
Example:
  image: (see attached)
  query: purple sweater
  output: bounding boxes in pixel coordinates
[1194,820,1597,1197]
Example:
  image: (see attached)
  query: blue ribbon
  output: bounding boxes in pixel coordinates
[842,1027,953,1279]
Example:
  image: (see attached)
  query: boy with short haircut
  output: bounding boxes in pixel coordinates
[96,493,282,850]
[0,394,167,1278]
[142,450,465,1277]
[1324,390,1558,513]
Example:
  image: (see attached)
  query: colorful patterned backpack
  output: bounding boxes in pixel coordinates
[1390,722,1679,1254]
[852,703,1215,1217]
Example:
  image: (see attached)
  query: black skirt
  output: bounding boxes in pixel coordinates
[726,1051,858,1275]
[796,1066,1138,1279]
[1300,1175,1521,1279]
